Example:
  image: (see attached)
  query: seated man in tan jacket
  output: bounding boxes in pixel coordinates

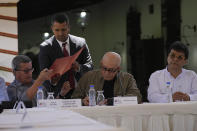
[72,52,142,105]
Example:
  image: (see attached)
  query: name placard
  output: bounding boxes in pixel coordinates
[114,96,137,106]
[61,99,82,107]
[37,99,82,108]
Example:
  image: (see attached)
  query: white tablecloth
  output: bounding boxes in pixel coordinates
[1,102,196,131]
[68,101,197,131]
[0,108,124,131]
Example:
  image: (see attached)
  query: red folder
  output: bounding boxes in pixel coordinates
[50,47,84,77]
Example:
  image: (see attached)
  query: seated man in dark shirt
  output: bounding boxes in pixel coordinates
[72,52,142,105]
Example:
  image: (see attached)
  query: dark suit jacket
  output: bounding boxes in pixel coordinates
[39,34,93,98]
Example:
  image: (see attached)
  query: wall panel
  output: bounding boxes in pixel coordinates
[0,0,18,84]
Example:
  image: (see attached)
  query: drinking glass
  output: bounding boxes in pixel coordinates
[97,91,105,106]
[47,92,54,99]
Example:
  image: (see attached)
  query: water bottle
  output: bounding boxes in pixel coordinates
[89,85,96,106]
[37,86,44,107]
[166,82,172,102]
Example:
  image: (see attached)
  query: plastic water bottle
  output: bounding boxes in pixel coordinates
[166,82,172,102]
[89,85,96,106]
[37,86,44,107]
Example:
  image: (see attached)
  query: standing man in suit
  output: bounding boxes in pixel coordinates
[39,13,93,99]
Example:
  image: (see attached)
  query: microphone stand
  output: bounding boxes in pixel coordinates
[13,81,27,113]
[13,80,19,109]
[12,80,26,110]
[12,81,27,122]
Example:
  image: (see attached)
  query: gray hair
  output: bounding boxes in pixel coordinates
[12,55,32,70]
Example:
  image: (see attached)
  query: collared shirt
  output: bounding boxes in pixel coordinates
[56,37,70,55]
[0,77,9,104]
[148,68,197,103]
[57,37,80,82]
[7,79,34,101]
[7,79,37,106]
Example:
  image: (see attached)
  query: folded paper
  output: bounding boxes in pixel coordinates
[50,47,84,77]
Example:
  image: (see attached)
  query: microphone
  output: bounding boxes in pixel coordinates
[13,81,21,109]
[117,71,123,96]
[14,81,19,101]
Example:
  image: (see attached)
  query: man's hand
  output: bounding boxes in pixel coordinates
[59,81,72,96]
[38,68,53,82]
[72,61,80,72]
[51,73,61,85]
[97,99,107,106]
[82,96,89,106]
[172,92,190,102]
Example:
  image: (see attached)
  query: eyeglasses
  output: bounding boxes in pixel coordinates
[101,66,119,73]
[169,53,185,61]
[15,68,34,74]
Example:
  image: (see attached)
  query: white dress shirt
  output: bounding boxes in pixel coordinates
[56,37,79,86]
[57,38,70,55]
[148,68,197,103]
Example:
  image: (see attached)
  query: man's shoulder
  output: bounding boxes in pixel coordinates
[7,81,15,89]
[150,69,165,77]
[0,77,5,89]
[183,68,197,77]
[69,34,85,41]
[83,70,100,77]
[69,34,85,45]
[118,72,136,81]
[0,77,4,82]
[78,70,100,85]
[119,71,132,77]
[40,36,54,47]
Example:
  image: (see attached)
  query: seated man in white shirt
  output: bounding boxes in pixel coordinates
[148,41,197,103]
